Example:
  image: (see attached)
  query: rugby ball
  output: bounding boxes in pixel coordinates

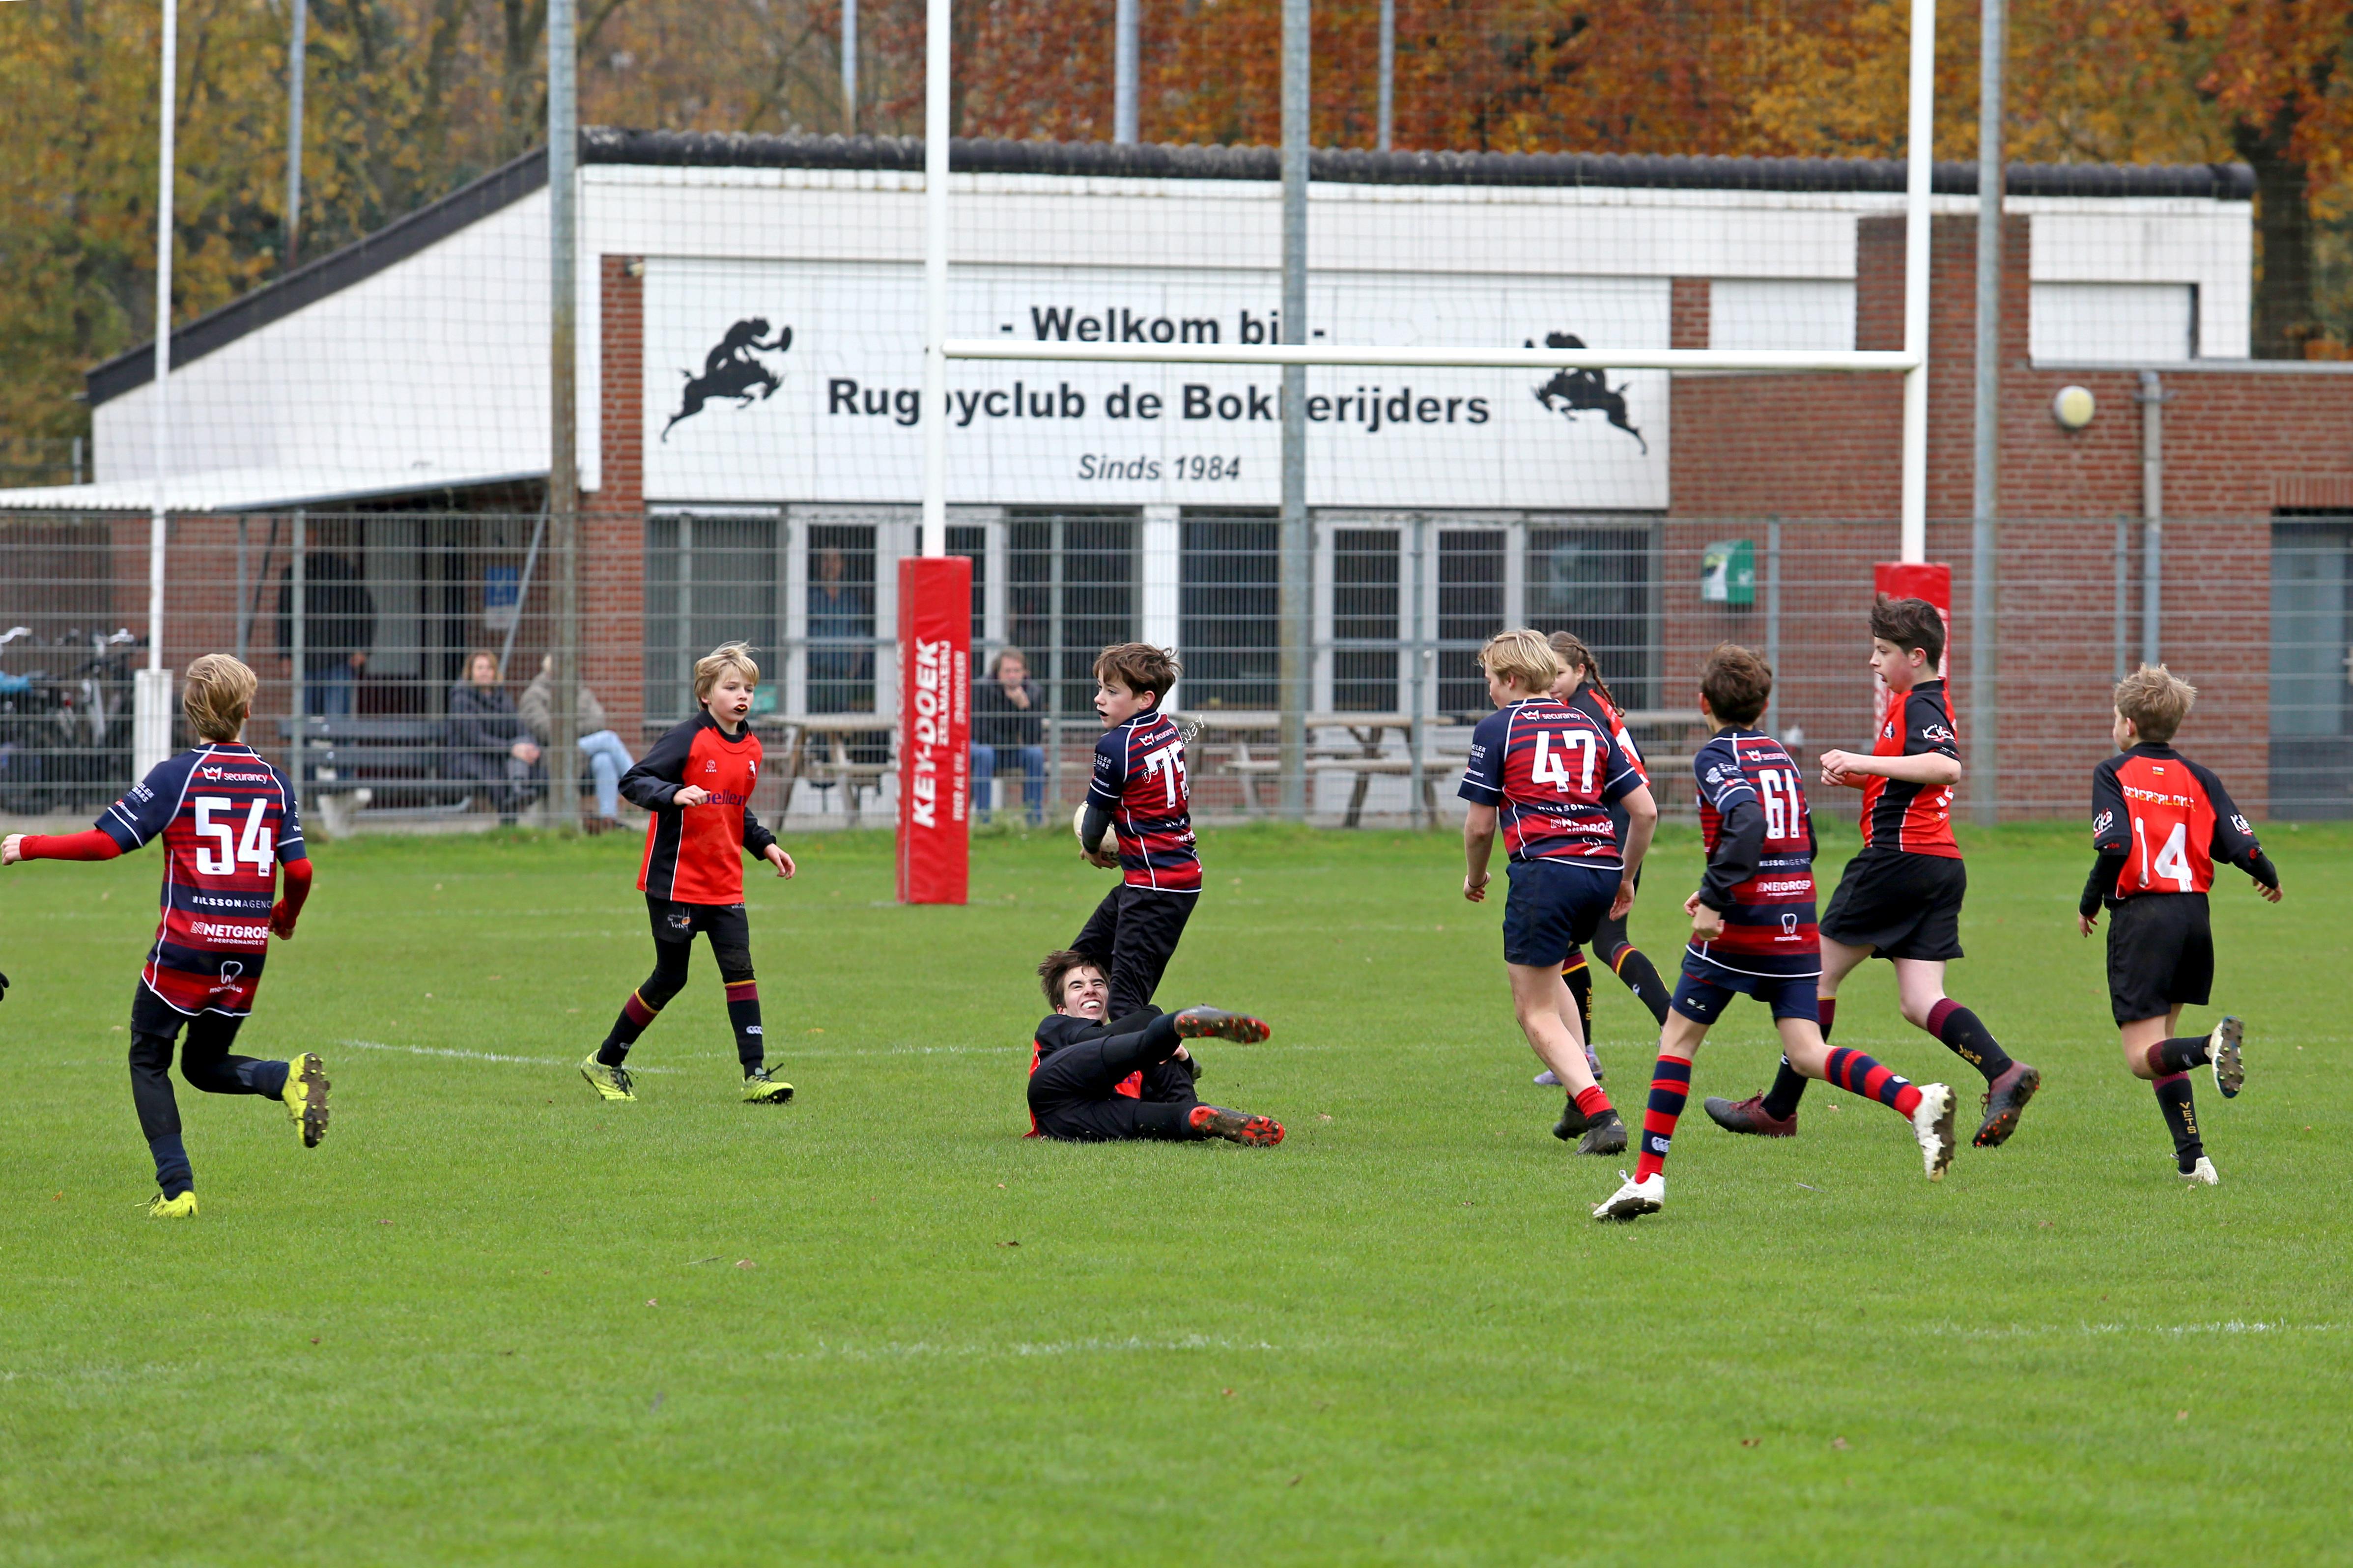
[1073,802,1091,848]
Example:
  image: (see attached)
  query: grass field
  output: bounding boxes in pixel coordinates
[3,819,2349,1565]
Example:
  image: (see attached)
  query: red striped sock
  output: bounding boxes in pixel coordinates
[1635,1055,1693,1182]
[1574,1084,1612,1120]
[1825,1046,1922,1118]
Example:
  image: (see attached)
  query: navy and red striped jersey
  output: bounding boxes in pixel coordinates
[1458,697,1642,865]
[622,711,778,903]
[2092,745,2261,900]
[1088,709,1200,893]
[1859,679,1961,857]
[1567,684,1648,847]
[1687,728,1820,979]
[96,742,306,1017]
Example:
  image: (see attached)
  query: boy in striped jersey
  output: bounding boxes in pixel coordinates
[2,655,323,1217]
[1071,644,1200,1020]
[1595,645,1955,1222]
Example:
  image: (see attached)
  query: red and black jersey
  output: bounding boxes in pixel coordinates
[96,743,307,1016]
[1088,710,1200,893]
[1458,697,1642,865]
[1859,678,1961,858]
[623,711,778,903]
[1568,684,1648,847]
[1023,1012,1141,1136]
[1688,728,1819,979]
[2091,745,2264,901]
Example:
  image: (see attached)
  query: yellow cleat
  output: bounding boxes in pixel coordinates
[741,1066,794,1105]
[147,1191,199,1219]
[580,1053,637,1102]
[283,1052,331,1148]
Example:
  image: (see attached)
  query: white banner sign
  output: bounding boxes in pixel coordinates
[644,260,1669,509]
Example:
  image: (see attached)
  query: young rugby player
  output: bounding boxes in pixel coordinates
[1459,629,1657,1154]
[2079,666,2280,1184]
[580,642,797,1104]
[1,654,324,1216]
[1532,631,1673,1089]
[1707,595,2039,1147]
[1072,644,1200,1019]
[1025,950,1282,1144]
[1594,644,1955,1222]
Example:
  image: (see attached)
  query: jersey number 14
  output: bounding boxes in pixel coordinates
[2135,815,2194,891]
[194,795,275,875]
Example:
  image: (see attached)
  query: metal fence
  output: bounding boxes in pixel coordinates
[2,507,2345,832]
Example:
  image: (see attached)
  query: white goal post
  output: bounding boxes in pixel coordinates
[917,0,1938,561]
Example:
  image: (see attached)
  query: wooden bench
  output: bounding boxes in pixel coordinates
[757,715,892,826]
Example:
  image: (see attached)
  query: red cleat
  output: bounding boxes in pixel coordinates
[1173,1008,1270,1045]
[1190,1105,1284,1145]
[1702,1093,1797,1137]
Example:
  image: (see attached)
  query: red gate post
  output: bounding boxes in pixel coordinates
[896,555,972,904]
[1872,561,1952,723]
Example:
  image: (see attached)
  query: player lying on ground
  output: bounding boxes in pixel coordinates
[1533,630,1673,1091]
[1459,629,1658,1156]
[1,654,326,1217]
[1071,643,1201,1020]
[2079,665,2280,1185]
[1025,950,1282,1145]
[1594,644,1956,1223]
[1707,594,2040,1148]
[580,641,797,1105]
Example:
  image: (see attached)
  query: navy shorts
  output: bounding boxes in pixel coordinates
[1501,859,1620,968]
[1671,954,1821,1024]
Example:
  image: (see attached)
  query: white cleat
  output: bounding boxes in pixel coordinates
[1911,1082,1957,1180]
[1592,1169,1664,1222]
[2209,1016,2244,1100]
[2181,1156,2220,1186]
[1534,1069,1560,1087]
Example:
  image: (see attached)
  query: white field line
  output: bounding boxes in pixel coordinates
[337,1038,679,1073]
[1921,1320,2343,1341]
[783,1334,1283,1364]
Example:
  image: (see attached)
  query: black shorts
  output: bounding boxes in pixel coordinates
[647,895,750,952]
[1501,859,1618,968]
[131,981,251,1043]
[2106,893,2213,1025]
[1819,848,1966,962]
[1072,885,1197,1020]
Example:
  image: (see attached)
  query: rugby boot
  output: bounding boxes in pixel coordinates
[1911,1082,1957,1180]
[579,1053,637,1102]
[1702,1093,1797,1137]
[1972,1062,2041,1148]
[2209,1016,2244,1099]
[1172,1007,1270,1045]
[146,1191,199,1219]
[1534,1069,1561,1087]
[1575,1108,1628,1156]
[2181,1155,2220,1186]
[1592,1170,1664,1222]
[741,1065,794,1105]
[1189,1105,1283,1146]
[1553,1096,1590,1141]
[281,1052,331,1148]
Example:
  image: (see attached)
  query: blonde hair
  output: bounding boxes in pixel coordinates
[1478,628,1564,694]
[2114,663,2195,745]
[693,641,762,702]
[182,654,257,742]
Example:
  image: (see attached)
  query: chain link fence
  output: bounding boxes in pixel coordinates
[2,507,2343,832]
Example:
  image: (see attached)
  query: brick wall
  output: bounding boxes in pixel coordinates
[587,254,648,750]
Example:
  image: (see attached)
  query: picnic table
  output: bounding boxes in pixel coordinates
[1170,710,1446,826]
[753,713,894,825]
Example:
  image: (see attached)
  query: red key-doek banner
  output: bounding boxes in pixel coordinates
[1872,560,1951,724]
[896,555,972,905]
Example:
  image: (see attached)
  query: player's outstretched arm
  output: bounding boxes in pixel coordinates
[4,830,124,865]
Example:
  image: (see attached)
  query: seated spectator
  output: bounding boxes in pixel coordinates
[1025,949,1283,1145]
[521,654,634,833]
[446,649,542,825]
[972,647,1047,825]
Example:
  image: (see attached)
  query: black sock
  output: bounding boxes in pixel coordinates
[1612,948,1673,1027]
[1760,1055,1809,1120]
[1562,957,1594,1041]
[598,988,661,1065]
[2148,1034,2213,1077]
[149,1133,192,1198]
[2153,1072,2202,1172]
[1926,1000,2013,1083]
[725,980,765,1071]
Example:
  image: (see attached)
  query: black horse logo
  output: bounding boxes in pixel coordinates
[1529,332,1646,453]
[663,318,793,441]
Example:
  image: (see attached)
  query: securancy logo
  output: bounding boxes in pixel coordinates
[664,318,793,441]
[1529,333,1647,453]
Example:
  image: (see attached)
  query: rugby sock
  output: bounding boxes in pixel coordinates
[1635,1055,1693,1182]
[1815,996,1837,1040]
[148,1133,193,1199]
[2147,1034,2214,1077]
[1611,947,1673,1027]
[1574,1084,1614,1121]
[597,989,662,1065]
[1924,999,2014,1083]
[1822,1047,1923,1118]
[2153,1072,2203,1172]
[725,979,765,1070]
[1760,1023,1815,1120]
[1561,955,1594,1039]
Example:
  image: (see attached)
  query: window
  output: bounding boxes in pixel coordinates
[1008,509,1138,715]
[1437,529,1506,715]
[645,513,778,722]
[947,523,987,674]
[1181,510,1280,711]
[804,522,877,714]
[2271,516,2353,819]
[1526,522,1655,710]
[1332,528,1400,712]
[2031,282,2197,364]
